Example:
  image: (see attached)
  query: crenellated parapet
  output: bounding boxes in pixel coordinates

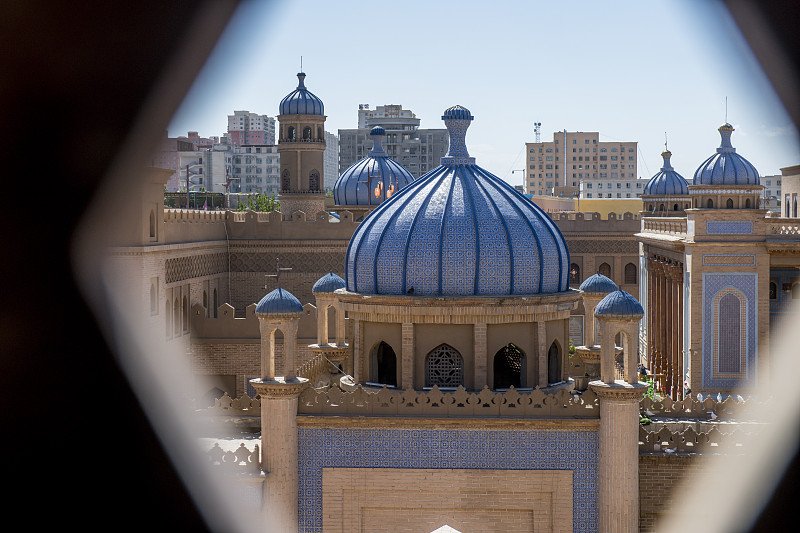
[551,211,640,233]
[297,384,600,418]
[190,302,325,341]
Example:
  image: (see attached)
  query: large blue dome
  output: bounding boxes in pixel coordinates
[345,105,570,296]
[693,124,759,186]
[279,73,324,116]
[643,150,689,196]
[333,127,415,206]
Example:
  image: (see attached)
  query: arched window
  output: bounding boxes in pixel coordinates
[659,203,665,211]
[213,288,218,318]
[493,344,524,389]
[707,199,714,208]
[570,263,580,286]
[173,298,180,335]
[547,341,562,384]
[673,203,679,211]
[287,126,295,140]
[598,262,611,278]
[370,341,397,387]
[317,127,322,140]
[425,344,463,387]
[769,282,777,300]
[182,295,189,332]
[726,198,734,209]
[745,198,751,208]
[624,262,637,284]
[717,293,742,373]
[303,126,312,139]
[309,170,320,192]
[282,169,290,192]
[203,290,208,317]
[149,210,156,239]
[794,195,798,217]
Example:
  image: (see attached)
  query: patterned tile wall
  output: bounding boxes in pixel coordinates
[297,427,598,532]
[705,221,753,234]
[702,273,757,389]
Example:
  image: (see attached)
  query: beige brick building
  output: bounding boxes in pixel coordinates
[525,131,638,197]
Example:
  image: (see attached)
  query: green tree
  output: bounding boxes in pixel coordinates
[235,192,280,212]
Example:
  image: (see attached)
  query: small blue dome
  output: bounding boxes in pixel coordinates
[312,272,345,294]
[279,73,324,116]
[345,105,570,296]
[579,273,618,295]
[644,150,689,196]
[693,124,759,186]
[333,126,415,206]
[255,287,303,315]
[594,290,644,318]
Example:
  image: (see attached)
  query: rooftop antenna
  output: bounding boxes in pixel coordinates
[265,257,292,290]
[725,96,728,123]
[300,56,303,72]
[534,121,542,143]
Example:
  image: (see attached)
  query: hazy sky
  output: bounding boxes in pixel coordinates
[168,0,799,184]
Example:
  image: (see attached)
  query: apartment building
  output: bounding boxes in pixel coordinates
[580,177,649,198]
[525,131,637,196]
[227,110,276,146]
[324,130,339,190]
[228,144,280,195]
[339,104,448,178]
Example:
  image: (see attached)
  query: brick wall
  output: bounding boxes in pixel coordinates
[639,453,702,532]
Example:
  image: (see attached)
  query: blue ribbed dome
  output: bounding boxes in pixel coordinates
[333,127,415,206]
[255,287,303,315]
[693,124,759,186]
[644,150,689,196]
[579,273,618,295]
[345,105,570,296]
[278,73,324,116]
[312,272,345,294]
[594,290,644,318]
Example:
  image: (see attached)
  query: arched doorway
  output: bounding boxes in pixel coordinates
[493,343,524,389]
[598,262,611,278]
[547,341,562,384]
[425,344,463,388]
[370,341,397,386]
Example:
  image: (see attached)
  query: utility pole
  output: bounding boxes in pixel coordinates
[185,163,190,209]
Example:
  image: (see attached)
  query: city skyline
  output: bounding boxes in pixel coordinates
[167,0,799,186]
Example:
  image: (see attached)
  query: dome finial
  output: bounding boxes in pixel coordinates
[717,122,735,153]
[369,126,387,157]
[297,72,306,89]
[440,105,475,166]
[660,149,673,171]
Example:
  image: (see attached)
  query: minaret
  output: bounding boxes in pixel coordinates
[307,272,349,384]
[249,279,307,532]
[589,290,647,533]
[575,273,619,381]
[277,72,327,218]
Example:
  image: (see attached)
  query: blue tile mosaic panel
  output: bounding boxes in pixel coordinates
[297,428,598,532]
[702,273,757,389]
[706,221,753,234]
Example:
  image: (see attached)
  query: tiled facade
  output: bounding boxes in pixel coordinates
[297,427,599,532]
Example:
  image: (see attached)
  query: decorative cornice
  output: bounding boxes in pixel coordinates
[249,377,308,398]
[589,380,647,400]
[297,416,600,431]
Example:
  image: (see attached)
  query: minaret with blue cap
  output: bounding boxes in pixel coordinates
[248,261,307,532]
[277,70,328,219]
[589,289,647,533]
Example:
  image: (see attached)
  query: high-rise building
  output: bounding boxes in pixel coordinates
[227,110,276,145]
[323,131,338,191]
[525,131,638,196]
[228,144,280,195]
[177,131,218,149]
[339,104,448,178]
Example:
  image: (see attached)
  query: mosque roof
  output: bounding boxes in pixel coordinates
[333,127,415,206]
[579,273,618,295]
[279,72,324,116]
[345,105,571,297]
[594,290,644,318]
[312,272,346,294]
[692,123,760,186]
[643,150,689,196]
[255,287,303,315]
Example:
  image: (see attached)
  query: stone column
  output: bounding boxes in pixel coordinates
[537,321,548,387]
[473,322,487,390]
[315,296,330,346]
[590,381,647,533]
[250,379,307,533]
[401,322,414,390]
[352,318,362,383]
[335,303,346,346]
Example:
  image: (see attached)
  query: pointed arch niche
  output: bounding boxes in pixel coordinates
[425,344,464,388]
[493,343,525,389]
[369,341,397,387]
